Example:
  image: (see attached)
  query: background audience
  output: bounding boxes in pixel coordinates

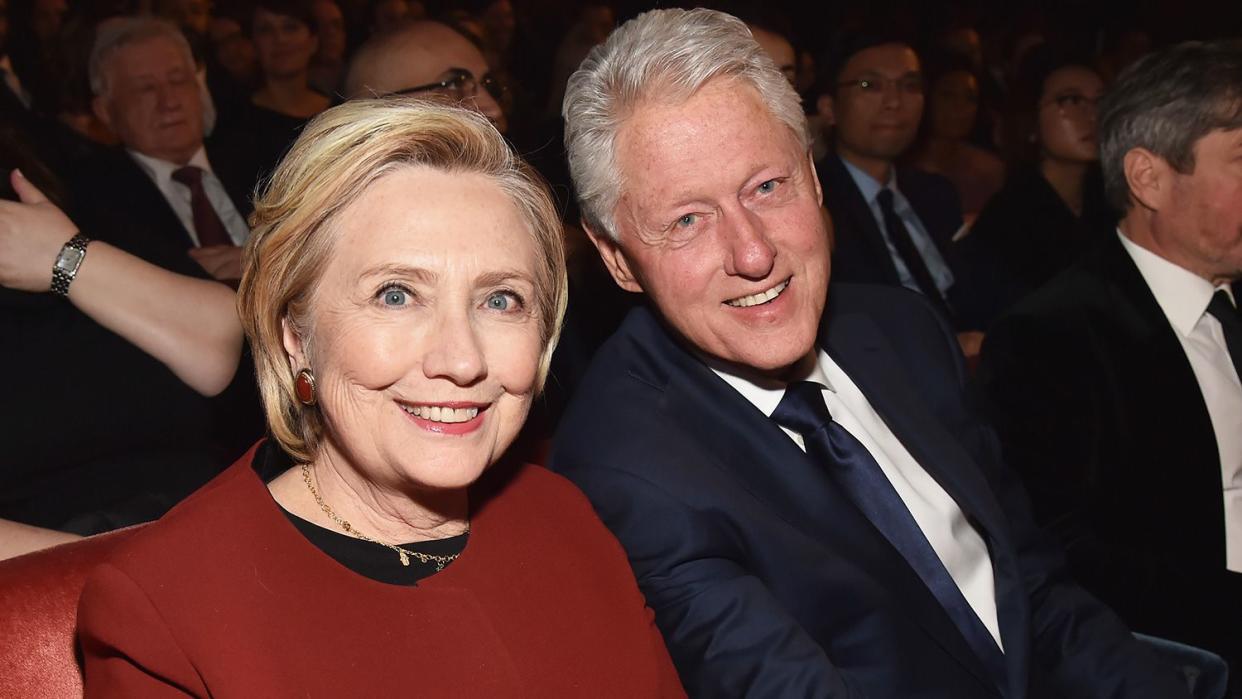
[0,1,1238,691]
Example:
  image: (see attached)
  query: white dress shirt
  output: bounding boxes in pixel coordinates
[1119,231,1242,572]
[129,147,249,246]
[709,351,1004,648]
[840,156,956,298]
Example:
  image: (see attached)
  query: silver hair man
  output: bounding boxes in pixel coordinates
[562,7,809,240]
[88,16,196,98]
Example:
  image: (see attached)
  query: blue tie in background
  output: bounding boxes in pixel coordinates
[772,380,1007,690]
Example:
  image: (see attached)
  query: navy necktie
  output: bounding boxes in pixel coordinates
[772,381,1006,688]
[876,189,943,300]
[1206,290,1242,382]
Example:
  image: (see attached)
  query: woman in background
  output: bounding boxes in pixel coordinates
[954,48,1110,329]
[910,53,1005,223]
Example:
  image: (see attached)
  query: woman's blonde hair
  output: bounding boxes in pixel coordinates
[237,99,567,463]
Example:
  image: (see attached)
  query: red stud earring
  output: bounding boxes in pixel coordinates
[295,368,317,406]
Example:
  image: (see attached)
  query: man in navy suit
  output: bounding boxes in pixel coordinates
[552,8,1186,698]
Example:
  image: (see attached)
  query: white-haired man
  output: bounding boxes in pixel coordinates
[550,9,1189,698]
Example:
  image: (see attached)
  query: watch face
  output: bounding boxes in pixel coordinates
[56,247,84,272]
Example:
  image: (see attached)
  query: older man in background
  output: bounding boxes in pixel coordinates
[980,41,1242,691]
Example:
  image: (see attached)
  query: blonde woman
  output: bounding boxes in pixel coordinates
[76,100,684,697]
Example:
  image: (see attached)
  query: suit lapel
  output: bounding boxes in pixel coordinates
[823,155,903,285]
[630,309,1004,694]
[824,309,1030,695]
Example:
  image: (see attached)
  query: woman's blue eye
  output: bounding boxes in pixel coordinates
[758,179,777,194]
[485,292,513,311]
[381,288,409,306]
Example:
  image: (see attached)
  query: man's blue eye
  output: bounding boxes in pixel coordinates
[677,214,697,227]
[381,288,408,306]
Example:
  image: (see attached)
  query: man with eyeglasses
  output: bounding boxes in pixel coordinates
[344,20,507,134]
[815,31,984,353]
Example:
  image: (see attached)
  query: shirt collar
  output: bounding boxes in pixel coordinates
[705,351,832,419]
[839,153,899,206]
[1117,229,1236,337]
[128,145,212,185]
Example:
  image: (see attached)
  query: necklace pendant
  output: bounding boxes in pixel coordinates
[398,550,410,566]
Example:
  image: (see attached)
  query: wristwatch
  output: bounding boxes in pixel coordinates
[51,233,91,298]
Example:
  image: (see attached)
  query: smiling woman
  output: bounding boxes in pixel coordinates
[75,99,685,698]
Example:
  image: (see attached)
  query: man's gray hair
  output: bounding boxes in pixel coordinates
[562,8,809,240]
[1099,39,1242,212]
[89,16,195,97]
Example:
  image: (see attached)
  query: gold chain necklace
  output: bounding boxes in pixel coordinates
[301,463,466,571]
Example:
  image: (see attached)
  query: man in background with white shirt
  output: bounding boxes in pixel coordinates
[74,16,255,284]
[551,9,1186,698]
[980,40,1242,691]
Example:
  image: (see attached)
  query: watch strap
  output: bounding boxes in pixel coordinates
[51,233,91,298]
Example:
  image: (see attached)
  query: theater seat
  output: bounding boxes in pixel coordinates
[0,527,143,699]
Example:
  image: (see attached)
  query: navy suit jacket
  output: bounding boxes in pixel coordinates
[551,284,1185,698]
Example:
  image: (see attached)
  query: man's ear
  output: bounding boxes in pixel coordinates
[1123,147,1167,213]
[582,219,644,293]
[816,94,835,126]
[282,316,308,371]
[807,150,823,206]
[91,95,112,130]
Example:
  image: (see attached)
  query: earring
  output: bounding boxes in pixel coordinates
[294,368,317,406]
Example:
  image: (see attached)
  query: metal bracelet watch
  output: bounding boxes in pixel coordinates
[50,233,91,298]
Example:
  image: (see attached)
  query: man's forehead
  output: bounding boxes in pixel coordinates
[112,37,192,75]
[368,26,486,90]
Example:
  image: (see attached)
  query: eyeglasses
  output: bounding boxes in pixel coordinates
[837,75,925,97]
[1042,92,1100,114]
[391,68,506,102]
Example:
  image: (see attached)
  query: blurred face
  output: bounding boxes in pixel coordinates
[1154,127,1242,285]
[1038,66,1103,164]
[831,43,924,167]
[253,7,318,80]
[312,0,346,62]
[352,23,506,133]
[289,167,544,491]
[596,79,831,377]
[750,26,796,86]
[210,17,258,84]
[929,70,979,142]
[480,0,515,51]
[94,36,203,164]
[177,0,212,36]
[31,0,65,41]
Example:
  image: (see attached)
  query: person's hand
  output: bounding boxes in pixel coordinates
[188,244,243,283]
[0,169,80,292]
[957,330,985,366]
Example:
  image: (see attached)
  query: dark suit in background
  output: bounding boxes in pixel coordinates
[552,284,1185,698]
[819,153,978,328]
[978,231,1242,673]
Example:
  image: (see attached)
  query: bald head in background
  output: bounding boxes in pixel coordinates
[344,20,506,133]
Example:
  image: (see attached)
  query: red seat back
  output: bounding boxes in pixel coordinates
[0,527,142,698]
